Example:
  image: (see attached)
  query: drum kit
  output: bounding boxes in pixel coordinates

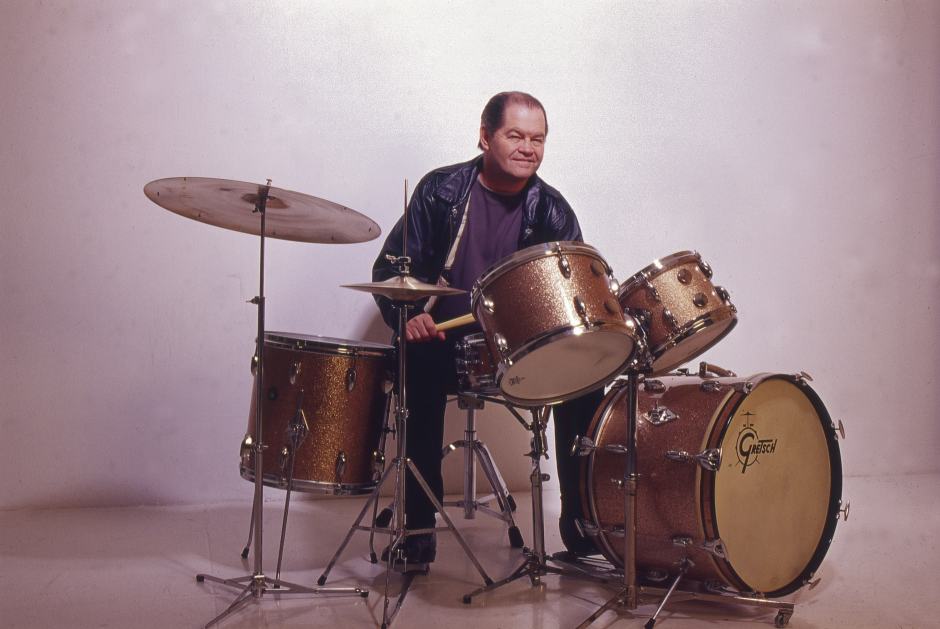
[145,176,847,629]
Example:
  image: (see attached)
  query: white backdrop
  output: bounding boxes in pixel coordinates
[1,1,937,509]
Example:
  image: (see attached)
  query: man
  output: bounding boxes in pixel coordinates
[372,91,602,563]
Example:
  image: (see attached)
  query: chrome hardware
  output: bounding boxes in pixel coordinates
[371,450,385,480]
[700,380,722,393]
[838,500,851,521]
[794,370,814,384]
[705,580,737,595]
[692,292,708,308]
[662,308,679,330]
[382,376,394,395]
[699,362,736,378]
[698,258,713,278]
[734,380,755,394]
[603,443,630,455]
[288,361,301,385]
[645,281,662,302]
[677,268,692,284]
[807,577,822,590]
[630,308,651,327]
[240,435,253,466]
[591,259,606,276]
[335,451,347,482]
[493,333,510,360]
[672,535,693,548]
[610,477,624,488]
[482,295,495,314]
[832,419,846,440]
[279,446,290,472]
[250,353,259,376]
[644,379,666,394]
[608,276,620,295]
[345,367,357,392]
[573,295,589,325]
[701,538,727,559]
[665,448,721,472]
[715,285,731,302]
[571,435,595,457]
[558,254,572,278]
[645,405,678,425]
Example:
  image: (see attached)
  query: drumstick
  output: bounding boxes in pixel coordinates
[435,313,475,332]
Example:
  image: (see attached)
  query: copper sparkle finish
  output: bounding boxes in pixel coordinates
[144,177,381,244]
[471,242,638,405]
[581,372,842,596]
[240,333,393,495]
[618,251,737,375]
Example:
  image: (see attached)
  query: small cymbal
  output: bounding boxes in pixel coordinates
[342,276,466,302]
[144,177,381,244]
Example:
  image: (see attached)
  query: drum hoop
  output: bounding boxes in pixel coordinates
[648,308,738,371]
[470,241,609,306]
[496,322,636,406]
[264,331,394,358]
[240,466,378,496]
[703,373,844,597]
[617,250,701,296]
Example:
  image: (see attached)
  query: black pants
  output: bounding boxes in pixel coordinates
[402,337,604,529]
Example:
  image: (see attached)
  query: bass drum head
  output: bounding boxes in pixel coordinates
[499,326,635,405]
[710,376,842,595]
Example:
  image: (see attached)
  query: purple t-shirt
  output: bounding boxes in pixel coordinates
[432,177,525,328]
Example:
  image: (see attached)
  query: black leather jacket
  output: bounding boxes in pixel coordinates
[372,156,583,328]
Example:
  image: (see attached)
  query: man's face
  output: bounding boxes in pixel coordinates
[480,103,546,185]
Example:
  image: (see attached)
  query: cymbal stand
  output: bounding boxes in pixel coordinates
[462,402,608,605]
[317,254,493,629]
[196,180,365,629]
[574,365,796,629]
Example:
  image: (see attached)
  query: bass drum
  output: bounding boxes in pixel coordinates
[240,333,394,495]
[581,371,843,597]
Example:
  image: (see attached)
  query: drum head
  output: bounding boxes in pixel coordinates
[652,314,736,375]
[712,377,837,594]
[499,327,634,404]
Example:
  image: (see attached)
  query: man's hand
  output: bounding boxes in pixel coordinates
[406,313,445,342]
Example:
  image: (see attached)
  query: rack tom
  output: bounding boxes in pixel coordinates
[471,242,639,406]
[618,251,736,375]
[240,333,394,495]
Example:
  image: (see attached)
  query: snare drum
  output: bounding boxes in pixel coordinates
[240,333,394,495]
[618,251,736,375]
[580,371,843,596]
[455,332,499,394]
[471,242,639,405]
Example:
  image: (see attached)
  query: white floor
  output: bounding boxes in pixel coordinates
[0,474,936,629]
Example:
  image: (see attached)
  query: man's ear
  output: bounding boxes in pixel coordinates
[478,126,490,151]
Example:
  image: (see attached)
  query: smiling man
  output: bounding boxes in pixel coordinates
[372,91,601,564]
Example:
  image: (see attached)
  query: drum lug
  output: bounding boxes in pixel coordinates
[715,285,731,302]
[644,279,662,303]
[250,353,259,376]
[672,535,694,548]
[644,405,678,426]
[697,257,713,279]
[289,361,301,385]
[240,435,253,466]
[571,435,596,457]
[677,268,693,285]
[493,333,511,362]
[837,500,851,521]
[345,367,357,392]
[733,380,755,394]
[482,295,495,314]
[335,451,347,482]
[371,450,385,481]
[700,379,722,393]
[643,379,666,394]
[793,370,814,384]
[692,292,708,308]
[573,296,590,327]
[701,538,728,559]
[662,308,679,330]
[832,419,846,440]
[665,448,721,472]
[558,253,572,278]
[608,276,620,295]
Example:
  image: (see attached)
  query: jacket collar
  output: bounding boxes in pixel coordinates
[434,155,544,219]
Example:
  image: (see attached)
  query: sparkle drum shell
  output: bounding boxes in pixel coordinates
[240,333,394,495]
[455,332,500,394]
[581,372,842,596]
[471,242,639,406]
[618,251,736,375]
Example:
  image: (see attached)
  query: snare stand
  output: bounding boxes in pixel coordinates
[195,181,365,628]
[317,254,493,629]
[574,365,796,629]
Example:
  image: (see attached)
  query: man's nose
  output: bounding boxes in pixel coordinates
[518,140,535,154]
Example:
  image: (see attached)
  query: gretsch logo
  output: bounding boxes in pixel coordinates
[735,412,777,474]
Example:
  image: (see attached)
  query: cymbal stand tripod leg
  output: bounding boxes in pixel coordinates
[195,182,364,629]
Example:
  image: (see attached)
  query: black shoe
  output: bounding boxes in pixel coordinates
[381,532,437,564]
[559,515,598,557]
